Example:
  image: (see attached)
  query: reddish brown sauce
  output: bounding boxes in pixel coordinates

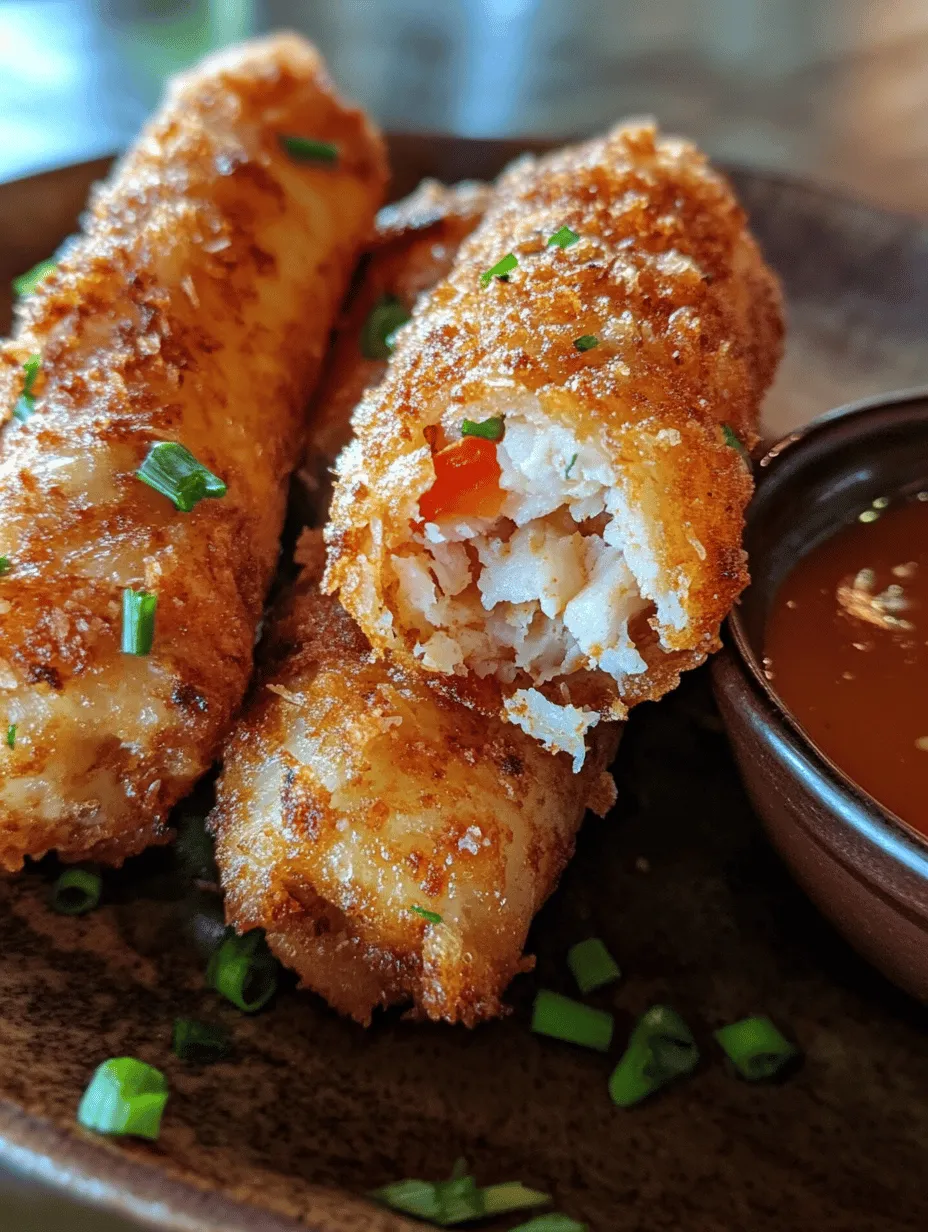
[764,495,928,839]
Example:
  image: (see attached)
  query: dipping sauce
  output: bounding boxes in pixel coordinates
[765,495,928,839]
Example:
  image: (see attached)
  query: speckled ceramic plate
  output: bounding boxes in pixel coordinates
[1,136,928,1232]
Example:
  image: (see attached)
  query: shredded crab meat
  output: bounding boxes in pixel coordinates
[391,404,668,733]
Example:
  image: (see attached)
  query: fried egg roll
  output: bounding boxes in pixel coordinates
[0,34,386,868]
[324,122,783,768]
[212,533,619,1026]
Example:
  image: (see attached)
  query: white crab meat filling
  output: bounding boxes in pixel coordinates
[390,399,689,764]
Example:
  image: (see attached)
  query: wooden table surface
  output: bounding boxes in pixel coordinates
[2,2,927,1229]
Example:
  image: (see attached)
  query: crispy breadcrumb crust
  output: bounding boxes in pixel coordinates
[324,122,783,719]
[297,178,490,518]
[211,532,620,1026]
[0,34,386,868]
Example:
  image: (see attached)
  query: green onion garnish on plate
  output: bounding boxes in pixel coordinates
[172,1018,231,1064]
[5,724,14,750]
[713,1015,798,1080]
[136,441,227,512]
[0,557,9,576]
[531,990,613,1052]
[510,1216,587,1232]
[608,1004,699,1107]
[12,353,41,423]
[461,415,504,441]
[121,589,158,656]
[360,295,410,360]
[77,1057,168,1141]
[480,253,518,286]
[279,134,339,164]
[573,335,599,352]
[13,258,56,298]
[564,453,578,479]
[546,226,580,249]
[206,928,278,1013]
[481,1182,551,1217]
[567,938,620,994]
[411,905,443,924]
[50,865,102,915]
[371,1167,551,1225]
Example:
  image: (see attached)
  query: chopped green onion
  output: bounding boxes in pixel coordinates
[481,1182,551,1217]
[77,1057,168,1141]
[51,865,102,915]
[480,253,518,286]
[0,557,9,576]
[411,905,443,924]
[279,134,339,164]
[171,1017,231,1064]
[573,335,599,352]
[360,295,410,360]
[121,588,157,656]
[13,258,56,298]
[564,453,578,479]
[206,928,278,1013]
[713,1015,798,1081]
[5,724,14,749]
[609,1004,699,1107]
[531,990,613,1052]
[461,416,504,441]
[370,1179,443,1222]
[12,353,41,424]
[136,441,227,513]
[567,938,621,994]
[546,226,580,249]
[511,1216,587,1232]
[721,423,750,463]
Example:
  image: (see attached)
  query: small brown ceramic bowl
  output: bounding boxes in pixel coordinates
[713,387,928,1002]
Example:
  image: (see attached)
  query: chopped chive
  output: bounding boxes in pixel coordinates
[531,990,613,1052]
[567,938,621,994]
[564,453,578,478]
[0,557,9,575]
[481,1182,551,1217]
[370,1179,443,1222]
[721,423,750,463]
[411,905,443,924]
[480,252,518,286]
[13,258,56,298]
[608,1004,699,1107]
[5,724,14,749]
[279,134,339,164]
[573,335,599,352]
[713,1015,798,1081]
[360,295,410,360]
[51,865,102,915]
[136,441,226,513]
[171,1017,231,1064]
[121,588,157,656]
[511,1216,587,1232]
[77,1057,168,1141]
[12,353,41,424]
[461,416,504,441]
[206,928,278,1013]
[547,226,580,249]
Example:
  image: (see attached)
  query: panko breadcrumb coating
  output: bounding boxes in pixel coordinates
[0,34,386,869]
[212,532,619,1025]
[324,122,783,767]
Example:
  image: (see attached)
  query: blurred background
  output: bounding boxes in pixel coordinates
[1,0,928,212]
[2,0,928,1227]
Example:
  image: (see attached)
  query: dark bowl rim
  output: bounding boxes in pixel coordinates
[725,384,928,874]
